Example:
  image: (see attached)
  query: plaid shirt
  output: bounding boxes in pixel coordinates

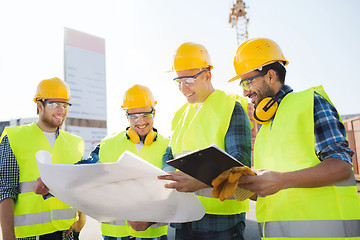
[162,101,252,232]
[0,128,74,240]
[277,85,353,163]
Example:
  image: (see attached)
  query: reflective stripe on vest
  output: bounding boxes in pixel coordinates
[149,223,168,228]
[101,220,129,238]
[258,220,360,238]
[103,221,167,228]
[195,188,236,200]
[19,181,36,193]
[331,174,356,187]
[171,90,251,215]
[253,86,360,239]
[99,131,169,238]
[14,212,51,227]
[14,209,76,227]
[103,220,127,226]
[52,208,77,221]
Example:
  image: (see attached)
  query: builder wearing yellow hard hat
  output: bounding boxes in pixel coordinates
[225,38,360,239]
[0,77,85,239]
[158,42,252,240]
[34,84,169,240]
[99,85,169,240]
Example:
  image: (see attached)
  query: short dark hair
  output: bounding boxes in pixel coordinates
[256,62,286,84]
[36,100,46,114]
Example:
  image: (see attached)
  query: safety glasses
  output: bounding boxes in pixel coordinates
[42,100,71,110]
[126,110,154,121]
[240,72,267,91]
[173,69,208,87]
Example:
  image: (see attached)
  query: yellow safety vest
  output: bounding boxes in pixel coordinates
[171,90,251,215]
[254,86,360,239]
[3,123,84,238]
[99,131,169,238]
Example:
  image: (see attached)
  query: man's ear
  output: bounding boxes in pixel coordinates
[205,70,212,82]
[267,69,278,85]
[152,109,156,118]
[37,101,44,112]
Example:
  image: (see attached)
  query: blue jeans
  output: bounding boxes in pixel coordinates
[175,221,245,240]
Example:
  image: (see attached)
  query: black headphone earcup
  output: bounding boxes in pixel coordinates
[253,97,278,124]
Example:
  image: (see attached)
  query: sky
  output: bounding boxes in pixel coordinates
[1,0,360,137]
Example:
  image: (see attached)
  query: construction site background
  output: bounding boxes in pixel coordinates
[343,116,360,180]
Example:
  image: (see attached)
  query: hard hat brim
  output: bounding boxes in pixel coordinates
[228,75,241,83]
[34,97,74,103]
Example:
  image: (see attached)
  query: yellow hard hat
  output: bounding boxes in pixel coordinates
[33,77,72,102]
[172,42,213,71]
[121,85,157,110]
[229,38,289,82]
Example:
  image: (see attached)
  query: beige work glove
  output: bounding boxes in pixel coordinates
[211,166,255,201]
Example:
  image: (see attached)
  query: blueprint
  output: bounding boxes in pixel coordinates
[35,150,205,223]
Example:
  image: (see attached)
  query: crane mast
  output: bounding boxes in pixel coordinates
[229,0,249,45]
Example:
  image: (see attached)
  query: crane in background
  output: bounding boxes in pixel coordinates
[229,0,249,45]
[229,0,260,160]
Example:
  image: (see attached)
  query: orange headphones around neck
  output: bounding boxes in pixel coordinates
[253,87,293,124]
[126,127,157,146]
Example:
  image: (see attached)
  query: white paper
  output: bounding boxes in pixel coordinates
[35,150,205,223]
